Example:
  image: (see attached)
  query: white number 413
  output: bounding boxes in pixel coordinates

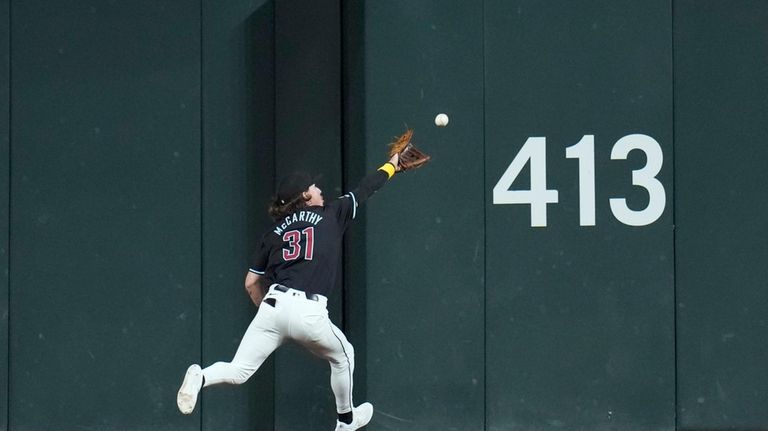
[492,134,666,227]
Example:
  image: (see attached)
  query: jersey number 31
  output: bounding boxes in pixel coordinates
[282,227,315,261]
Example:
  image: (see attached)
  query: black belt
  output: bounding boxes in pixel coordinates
[273,284,321,301]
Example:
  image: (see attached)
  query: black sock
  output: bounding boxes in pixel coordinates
[338,411,353,424]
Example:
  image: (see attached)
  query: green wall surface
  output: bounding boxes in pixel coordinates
[484,1,674,430]
[0,1,8,430]
[200,0,276,430]
[9,1,202,429]
[362,2,486,430]
[272,0,345,429]
[1,1,767,430]
[675,1,768,429]
[340,0,369,414]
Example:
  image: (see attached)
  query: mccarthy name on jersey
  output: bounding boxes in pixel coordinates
[273,210,324,236]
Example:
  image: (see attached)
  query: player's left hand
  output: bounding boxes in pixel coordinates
[388,153,401,171]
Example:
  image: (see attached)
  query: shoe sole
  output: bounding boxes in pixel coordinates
[356,402,373,428]
[177,364,202,414]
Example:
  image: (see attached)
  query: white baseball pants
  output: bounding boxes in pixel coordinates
[201,285,356,413]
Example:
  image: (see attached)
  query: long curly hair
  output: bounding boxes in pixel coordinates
[268,194,311,221]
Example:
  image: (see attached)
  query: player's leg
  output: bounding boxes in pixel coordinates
[321,321,356,412]
[177,303,282,414]
[203,303,283,385]
[291,303,373,430]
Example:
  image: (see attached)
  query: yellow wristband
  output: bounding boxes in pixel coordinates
[378,162,396,179]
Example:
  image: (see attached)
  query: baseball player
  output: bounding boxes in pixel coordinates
[176,153,404,430]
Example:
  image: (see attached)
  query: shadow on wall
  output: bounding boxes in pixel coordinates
[244,0,277,239]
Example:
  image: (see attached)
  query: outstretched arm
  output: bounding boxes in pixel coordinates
[351,154,399,206]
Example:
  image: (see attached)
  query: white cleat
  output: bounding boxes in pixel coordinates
[335,402,373,431]
[176,364,203,414]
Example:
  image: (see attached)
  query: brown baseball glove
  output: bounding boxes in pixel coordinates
[387,128,431,170]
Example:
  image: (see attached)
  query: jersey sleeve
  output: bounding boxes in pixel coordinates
[323,168,390,229]
[248,237,270,275]
[350,169,389,205]
[326,194,358,227]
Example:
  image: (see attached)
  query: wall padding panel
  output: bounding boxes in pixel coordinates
[362,1,486,429]
[675,1,768,429]
[201,0,276,430]
[10,1,201,429]
[485,1,674,430]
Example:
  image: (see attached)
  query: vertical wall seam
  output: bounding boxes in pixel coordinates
[271,1,277,425]
[339,0,347,334]
[6,0,11,428]
[199,0,205,427]
[272,0,278,180]
[481,0,487,430]
[671,0,678,429]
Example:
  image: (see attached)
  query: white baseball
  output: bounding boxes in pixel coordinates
[434,113,449,127]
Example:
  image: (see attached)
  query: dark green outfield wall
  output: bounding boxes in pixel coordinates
[674,2,768,429]
[1,1,8,430]
[1,1,767,430]
[361,2,486,430]
[483,1,674,430]
[200,1,275,430]
[273,0,345,429]
[9,1,202,430]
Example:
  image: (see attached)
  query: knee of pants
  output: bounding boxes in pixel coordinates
[232,369,253,385]
[331,342,355,369]
[346,343,355,365]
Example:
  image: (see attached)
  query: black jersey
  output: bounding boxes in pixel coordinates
[249,169,389,297]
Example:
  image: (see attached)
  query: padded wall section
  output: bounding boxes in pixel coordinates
[201,0,276,429]
[273,0,344,429]
[340,0,368,408]
[362,1,486,429]
[9,1,201,429]
[675,1,768,429]
[485,1,674,430]
[0,0,8,429]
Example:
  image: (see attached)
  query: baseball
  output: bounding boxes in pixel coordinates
[434,113,449,127]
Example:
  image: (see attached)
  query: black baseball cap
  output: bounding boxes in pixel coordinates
[276,171,318,204]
